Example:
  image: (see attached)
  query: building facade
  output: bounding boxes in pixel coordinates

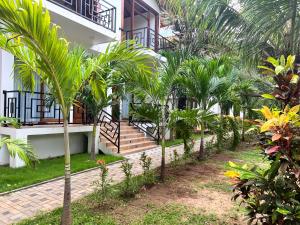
[0,0,175,168]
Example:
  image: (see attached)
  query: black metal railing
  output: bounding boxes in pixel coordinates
[48,0,116,32]
[125,27,176,52]
[3,90,89,125]
[98,110,120,153]
[128,103,160,143]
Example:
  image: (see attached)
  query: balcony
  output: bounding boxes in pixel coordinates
[48,0,116,32]
[3,90,91,126]
[126,27,176,52]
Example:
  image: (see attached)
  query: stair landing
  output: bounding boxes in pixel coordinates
[100,121,159,155]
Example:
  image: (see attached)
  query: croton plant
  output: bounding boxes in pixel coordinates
[226,55,300,225]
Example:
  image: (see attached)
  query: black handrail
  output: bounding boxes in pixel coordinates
[128,103,160,143]
[98,110,120,153]
[125,27,176,52]
[48,0,116,32]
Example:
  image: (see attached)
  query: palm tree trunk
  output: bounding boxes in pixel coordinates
[290,0,297,53]
[241,108,246,142]
[160,104,166,182]
[198,123,204,160]
[198,122,205,160]
[91,116,97,160]
[61,118,72,225]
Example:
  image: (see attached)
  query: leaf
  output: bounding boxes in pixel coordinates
[228,161,238,168]
[275,65,285,75]
[267,57,279,67]
[291,74,299,84]
[286,55,296,69]
[224,170,240,179]
[265,146,280,155]
[261,93,275,100]
[276,208,291,215]
[280,55,286,66]
[260,106,273,120]
[272,133,282,142]
[257,65,275,74]
[289,105,300,114]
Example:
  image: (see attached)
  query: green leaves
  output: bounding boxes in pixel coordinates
[261,93,275,100]
[0,137,38,167]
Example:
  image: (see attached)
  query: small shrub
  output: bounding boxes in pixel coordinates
[93,159,111,202]
[120,160,138,198]
[170,149,180,167]
[139,152,156,186]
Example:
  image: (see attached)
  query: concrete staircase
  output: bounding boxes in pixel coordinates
[99,121,158,155]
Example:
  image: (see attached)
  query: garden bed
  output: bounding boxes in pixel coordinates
[18,143,266,225]
[0,153,123,193]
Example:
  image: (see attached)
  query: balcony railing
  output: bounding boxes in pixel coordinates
[48,0,116,32]
[126,27,176,52]
[3,90,91,126]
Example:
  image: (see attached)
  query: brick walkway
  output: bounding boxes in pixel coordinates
[0,139,206,225]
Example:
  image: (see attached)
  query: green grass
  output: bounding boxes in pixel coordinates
[18,203,225,225]
[133,204,224,225]
[18,202,117,225]
[162,133,203,147]
[0,153,123,193]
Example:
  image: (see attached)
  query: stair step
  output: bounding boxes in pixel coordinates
[103,137,150,145]
[117,145,159,155]
[109,141,156,151]
[99,120,158,155]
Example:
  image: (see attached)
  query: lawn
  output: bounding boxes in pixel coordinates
[18,143,265,225]
[163,133,203,147]
[0,153,123,193]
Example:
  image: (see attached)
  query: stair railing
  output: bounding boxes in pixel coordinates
[128,103,164,143]
[98,110,120,153]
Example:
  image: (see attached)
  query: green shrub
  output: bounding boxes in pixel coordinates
[139,152,156,186]
[120,160,138,198]
[93,159,111,203]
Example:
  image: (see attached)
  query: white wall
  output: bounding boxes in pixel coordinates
[29,133,87,159]
[0,50,15,165]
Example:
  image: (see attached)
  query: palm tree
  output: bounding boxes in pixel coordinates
[125,50,184,181]
[0,117,37,166]
[176,58,223,158]
[0,1,152,224]
[80,42,150,160]
[162,0,300,63]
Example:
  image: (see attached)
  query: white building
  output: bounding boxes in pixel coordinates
[0,0,176,168]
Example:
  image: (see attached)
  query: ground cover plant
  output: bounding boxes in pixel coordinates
[0,153,123,193]
[18,143,263,225]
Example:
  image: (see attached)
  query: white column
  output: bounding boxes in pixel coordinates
[0,50,15,166]
[9,132,27,168]
[87,127,100,154]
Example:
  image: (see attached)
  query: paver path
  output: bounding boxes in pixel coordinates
[0,139,205,225]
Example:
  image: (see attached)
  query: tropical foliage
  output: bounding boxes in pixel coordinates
[0,117,37,167]
[226,55,300,224]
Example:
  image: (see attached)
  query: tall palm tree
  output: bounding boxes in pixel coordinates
[176,58,223,158]
[80,42,150,160]
[0,1,152,224]
[125,50,184,181]
[0,117,37,166]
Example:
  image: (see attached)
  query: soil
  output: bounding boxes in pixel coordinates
[100,144,256,225]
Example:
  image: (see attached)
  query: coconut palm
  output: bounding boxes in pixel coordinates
[0,0,152,224]
[0,117,37,166]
